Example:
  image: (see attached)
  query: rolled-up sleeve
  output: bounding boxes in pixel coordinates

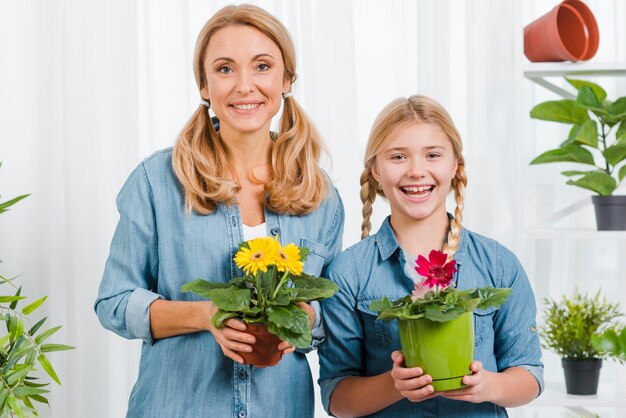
[94,163,162,345]
[493,244,545,395]
[318,251,363,415]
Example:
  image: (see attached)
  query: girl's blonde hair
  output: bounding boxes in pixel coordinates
[173,4,327,215]
[360,95,467,258]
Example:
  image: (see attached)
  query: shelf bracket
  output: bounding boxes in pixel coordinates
[532,197,590,228]
[525,76,576,99]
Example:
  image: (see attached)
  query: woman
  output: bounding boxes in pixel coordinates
[318,95,543,417]
[95,5,344,418]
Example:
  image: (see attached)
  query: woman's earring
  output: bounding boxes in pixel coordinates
[282,92,293,100]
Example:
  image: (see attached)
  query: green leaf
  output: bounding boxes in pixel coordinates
[561,124,580,146]
[209,288,251,312]
[607,97,626,120]
[369,298,393,313]
[0,194,29,215]
[266,321,311,349]
[179,279,231,298]
[211,310,239,329]
[266,305,310,333]
[475,287,512,310]
[298,247,310,262]
[34,325,62,345]
[12,387,49,397]
[530,145,595,166]
[28,394,49,405]
[530,100,589,124]
[603,140,626,166]
[39,344,75,353]
[21,296,47,315]
[571,119,598,148]
[616,121,626,141]
[256,266,278,301]
[28,317,47,336]
[37,354,60,385]
[619,164,626,182]
[7,364,34,386]
[561,170,588,177]
[567,78,607,102]
[289,276,339,302]
[9,286,22,310]
[6,394,24,418]
[576,85,602,111]
[566,171,617,196]
[0,296,26,304]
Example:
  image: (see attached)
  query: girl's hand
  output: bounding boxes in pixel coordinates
[206,302,255,364]
[439,361,497,403]
[390,351,437,402]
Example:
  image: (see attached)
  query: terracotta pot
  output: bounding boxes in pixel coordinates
[524,0,596,62]
[563,0,599,60]
[239,323,283,368]
[398,312,474,392]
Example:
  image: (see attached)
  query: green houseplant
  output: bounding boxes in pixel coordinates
[181,236,338,367]
[0,163,74,417]
[592,327,626,363]
[370,250,511,391]
[541,289,623,395]
[530,78,626,230]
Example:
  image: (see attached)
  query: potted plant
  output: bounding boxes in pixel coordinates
[529,78,626,230]
[541,289,623,395]
[181,236,338,367]
[370,250,511,391]
[0,163,74,417]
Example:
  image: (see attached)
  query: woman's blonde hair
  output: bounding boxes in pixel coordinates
[173,4,327,215]
[360,95,467,259]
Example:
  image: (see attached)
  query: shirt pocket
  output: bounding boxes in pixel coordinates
[473,306,498,347]
[356,299,394,347]
[299,238,328,276]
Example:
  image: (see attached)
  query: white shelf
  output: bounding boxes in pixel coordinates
[530,381,626,408]
[523,62,626,99]
[524,61,626,78]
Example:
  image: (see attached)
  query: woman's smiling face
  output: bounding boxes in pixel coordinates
[201,25,290,138]
[372,122,458,227]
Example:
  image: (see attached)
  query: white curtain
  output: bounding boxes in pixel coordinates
[1,1,624,417]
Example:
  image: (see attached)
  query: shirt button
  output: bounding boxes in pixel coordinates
[530,326,537,332]
[238,370,247,380]
[270,227,280,236]
[238,412,246,418]
[232,216,238,226]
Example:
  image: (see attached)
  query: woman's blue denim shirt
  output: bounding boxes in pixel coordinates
[319,217,543,418]
[94,148,344,418]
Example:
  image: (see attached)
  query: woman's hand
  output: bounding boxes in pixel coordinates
[390,351,437,402]
[439,361,496,403]
[206,302,255,364]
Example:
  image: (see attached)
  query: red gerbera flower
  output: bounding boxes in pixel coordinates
[415,250,457,289]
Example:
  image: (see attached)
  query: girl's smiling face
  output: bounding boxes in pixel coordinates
[201,25,290,138]
[372,122,458,227]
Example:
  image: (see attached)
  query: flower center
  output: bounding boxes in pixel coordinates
[279,251,288,261]
[429,266,446,279]
[251,252,264,261]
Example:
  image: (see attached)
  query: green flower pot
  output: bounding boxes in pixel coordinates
[398,311,474,392]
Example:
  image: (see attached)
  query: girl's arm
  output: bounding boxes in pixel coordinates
[441,361,539,407]
[330,350,435,417]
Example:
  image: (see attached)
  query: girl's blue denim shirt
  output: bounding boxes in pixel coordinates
[319,217,543,418]
[94,148,344,418]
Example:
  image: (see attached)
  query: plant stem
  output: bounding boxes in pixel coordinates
[272,270,290,299]
[601,123,610,173]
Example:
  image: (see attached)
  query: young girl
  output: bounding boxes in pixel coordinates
[319,95,543,417]
[95,5,343,418]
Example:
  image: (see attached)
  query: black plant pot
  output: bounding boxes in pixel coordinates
[561,358,602,395]
[592,195,626,230]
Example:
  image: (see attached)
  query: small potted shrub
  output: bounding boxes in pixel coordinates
[530,78,626,230]
[370,250,511,391]
[0,163,74,416]
[181,236,338,367]
[541,289,623,395]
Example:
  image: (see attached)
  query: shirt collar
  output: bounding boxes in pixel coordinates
[374,214,467,267]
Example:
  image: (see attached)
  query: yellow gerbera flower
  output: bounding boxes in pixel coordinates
[274,243,303,276]
[234,237,276,275]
